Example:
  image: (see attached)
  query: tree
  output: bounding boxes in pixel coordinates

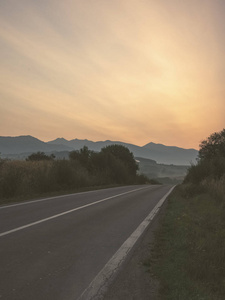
[199,128,225,160]
[101,144,138,177]
[69,146,94,169]
[26,152,55,161]
[184,128,225,184]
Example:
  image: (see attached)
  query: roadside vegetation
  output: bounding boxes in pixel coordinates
[0,145,150,205]
[148,128,225,300]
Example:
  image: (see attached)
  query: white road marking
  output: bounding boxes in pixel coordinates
[0,186,149,237]
[0,188,115,209]
[77,186,176,300]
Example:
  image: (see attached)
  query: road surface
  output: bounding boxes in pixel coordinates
[0,185,172,300]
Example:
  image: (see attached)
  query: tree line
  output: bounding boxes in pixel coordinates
[0,144,149,202]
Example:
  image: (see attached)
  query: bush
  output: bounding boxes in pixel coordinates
[199,129,225,160]
[0,145,147,203]
[101,144,138,178]
[201,175,225,202]
[135,173,152,184]
[184,129,225,195]
[26,152,55,161]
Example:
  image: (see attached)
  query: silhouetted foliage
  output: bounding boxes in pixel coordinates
[69,144,139,184]
[69,146,94,169]
[101,144,138,176]
[0,145,149,202]
[184,129,225,201]
[26,152,55,161]
[199,128,225,161]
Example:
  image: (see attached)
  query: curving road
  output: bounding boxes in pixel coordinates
[0,184,173,300]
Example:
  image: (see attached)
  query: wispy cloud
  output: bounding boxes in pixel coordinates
[0,0,224,147]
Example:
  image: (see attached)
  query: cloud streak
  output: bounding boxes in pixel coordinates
[0,0,224,148]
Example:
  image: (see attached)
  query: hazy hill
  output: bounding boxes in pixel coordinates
[48,138,198,165]
[142,142,197,165]
[0,136,73,155]
[136,157,188,184]
[0,135,198,165]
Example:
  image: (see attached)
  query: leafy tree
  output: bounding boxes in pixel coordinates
[101,144,138,177]
[69,146,94,169]
[26,152,55,161]
[184,128,225,184]
[199,128,225,160]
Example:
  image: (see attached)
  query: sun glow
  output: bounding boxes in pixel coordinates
[0,0,224,148]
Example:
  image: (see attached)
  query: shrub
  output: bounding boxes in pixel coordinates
[184,128,225,189]
[26,152,55,161]
[199,128,225,160]
[0,145,148,203]
[201,175,225,202]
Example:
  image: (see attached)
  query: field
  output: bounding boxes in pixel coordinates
[147,180,225,300]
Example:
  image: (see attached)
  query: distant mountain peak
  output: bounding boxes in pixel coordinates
[51,137,69,142]
[0,135,198,165]
[143,141,196,151]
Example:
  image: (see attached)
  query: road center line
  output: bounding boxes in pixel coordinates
[0,186,149,237]
[0,188,112,209]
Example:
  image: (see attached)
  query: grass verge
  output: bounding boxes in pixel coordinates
[147,184,225,300]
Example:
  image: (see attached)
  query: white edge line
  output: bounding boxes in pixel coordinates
[0,186,150,237]
[77,185,176,300]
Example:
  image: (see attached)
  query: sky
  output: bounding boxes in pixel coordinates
[0,0,225,149]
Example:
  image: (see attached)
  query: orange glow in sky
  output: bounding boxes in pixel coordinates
[0,0,225,149]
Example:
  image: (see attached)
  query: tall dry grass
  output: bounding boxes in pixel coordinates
[201,175,225,202]
[184,156,225,202]
[0,156,148,204]
[0,159,93,202]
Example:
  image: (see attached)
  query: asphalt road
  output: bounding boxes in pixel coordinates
[0,184,172,300]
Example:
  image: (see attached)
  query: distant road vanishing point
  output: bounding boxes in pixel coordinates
[0,185,174,300]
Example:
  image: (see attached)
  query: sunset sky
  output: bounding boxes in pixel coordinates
[0,0,225,149]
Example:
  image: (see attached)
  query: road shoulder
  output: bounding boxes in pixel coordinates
[103,199,168,300]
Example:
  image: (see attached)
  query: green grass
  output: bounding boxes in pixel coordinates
[147,184,225,300]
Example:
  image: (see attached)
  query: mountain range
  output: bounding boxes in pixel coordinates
[0,135,198,165]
